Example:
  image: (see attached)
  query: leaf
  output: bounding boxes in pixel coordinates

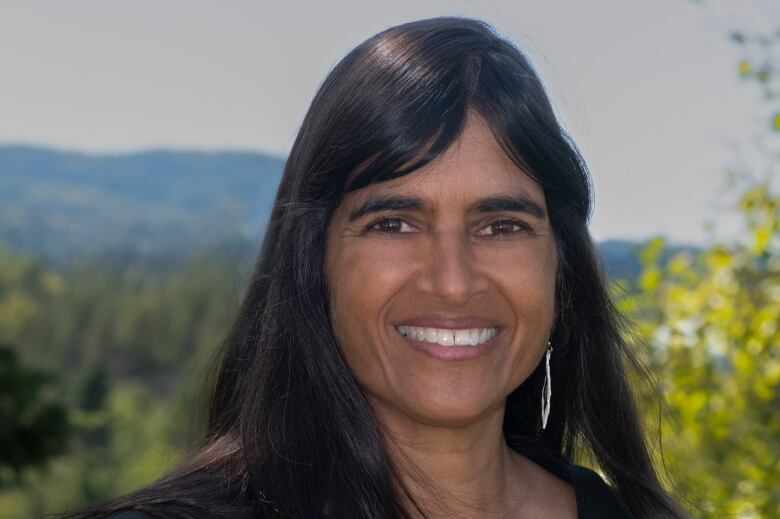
[639,266,662,292]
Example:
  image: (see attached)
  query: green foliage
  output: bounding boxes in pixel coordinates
[625,179,780,517]
[0,244,246,517]
[620,7,780,515]
[0,345,70,488]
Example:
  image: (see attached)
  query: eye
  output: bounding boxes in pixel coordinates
[476,219,533,237]
[366,217,417,234]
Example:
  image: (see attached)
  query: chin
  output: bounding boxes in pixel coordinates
[395,389,503,428]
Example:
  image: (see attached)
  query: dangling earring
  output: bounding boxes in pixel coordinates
[541,341,552,429]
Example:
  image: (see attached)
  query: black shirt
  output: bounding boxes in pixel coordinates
[512,436,633,518]
[104,438,632,518]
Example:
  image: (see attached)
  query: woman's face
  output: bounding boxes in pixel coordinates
[325,111,558,430]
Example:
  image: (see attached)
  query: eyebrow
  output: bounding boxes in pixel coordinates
[347,193,547,222]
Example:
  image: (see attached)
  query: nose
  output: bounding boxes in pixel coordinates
[418,228,488,305]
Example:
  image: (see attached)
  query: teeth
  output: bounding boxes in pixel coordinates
[454,330,471,346]
[397,325,497,347]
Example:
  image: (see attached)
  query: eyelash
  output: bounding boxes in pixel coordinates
[365,217,533,237]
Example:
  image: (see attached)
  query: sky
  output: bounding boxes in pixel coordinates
[1,0,776,246]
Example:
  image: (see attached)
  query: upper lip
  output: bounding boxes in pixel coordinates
[395,315,502,329]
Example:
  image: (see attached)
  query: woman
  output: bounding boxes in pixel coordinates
[64,16,689,519]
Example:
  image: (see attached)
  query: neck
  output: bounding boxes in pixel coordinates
[372,399,529,518]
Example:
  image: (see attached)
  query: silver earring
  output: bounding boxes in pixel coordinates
[541,341,552,429]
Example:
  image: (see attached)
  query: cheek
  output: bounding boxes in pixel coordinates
[327,244,410,380]
[332,235,421,309]
[481,242,557,320]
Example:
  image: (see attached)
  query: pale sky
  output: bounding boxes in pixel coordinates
[1,0,775,246]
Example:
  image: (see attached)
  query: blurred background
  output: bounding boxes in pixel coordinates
[0,1,778,517]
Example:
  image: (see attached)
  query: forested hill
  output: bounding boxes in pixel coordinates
[0,144,285,266]
[0,144,695,277]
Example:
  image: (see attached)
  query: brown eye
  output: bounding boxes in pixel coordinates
[477,219,532,237]
[367,217,415,234]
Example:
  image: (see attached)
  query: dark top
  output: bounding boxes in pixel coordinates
[512,436,633,518]
[103,437,632,518]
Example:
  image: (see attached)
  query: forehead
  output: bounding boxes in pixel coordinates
[342,111,546,210]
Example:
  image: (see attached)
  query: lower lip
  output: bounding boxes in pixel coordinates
[395,327,503,362]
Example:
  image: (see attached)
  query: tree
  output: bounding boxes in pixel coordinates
[0,344,70,488]
[619,6,780,516]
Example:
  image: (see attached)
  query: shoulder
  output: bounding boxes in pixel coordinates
[566,463,633,518]
[510,437,633,518]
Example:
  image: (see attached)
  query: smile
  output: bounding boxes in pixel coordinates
[395,325,498,347]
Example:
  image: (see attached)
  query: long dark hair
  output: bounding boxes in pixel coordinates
[62,16,689,519]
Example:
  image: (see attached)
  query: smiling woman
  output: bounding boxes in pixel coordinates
[62,15,689,519]
[325,112,559,428]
